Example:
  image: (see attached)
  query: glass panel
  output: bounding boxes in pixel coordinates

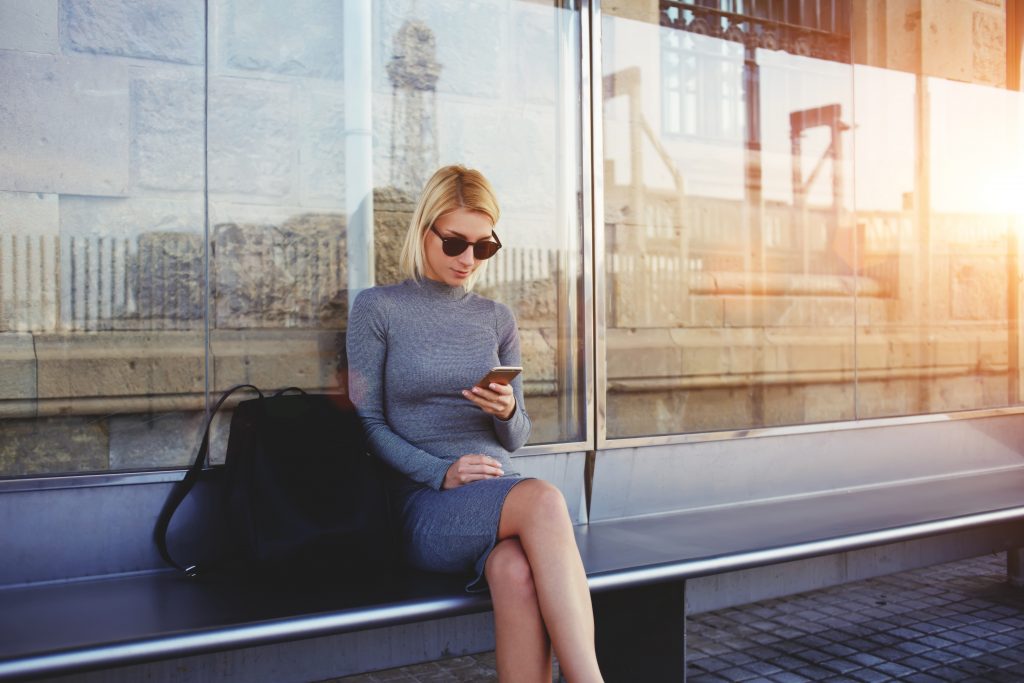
[602,2,856,438]
[1,0,584,479]
[207,0,585,452]
[853,58,1024,416]
[0,2,207,476]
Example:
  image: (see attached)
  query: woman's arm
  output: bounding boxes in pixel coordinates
[347,289,453,490]
[491,302,532,451]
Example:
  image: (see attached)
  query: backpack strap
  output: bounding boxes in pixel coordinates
[154,384,263,576]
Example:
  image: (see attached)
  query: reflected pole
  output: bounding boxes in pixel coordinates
[345,0,375,309]
[743,41,766,426]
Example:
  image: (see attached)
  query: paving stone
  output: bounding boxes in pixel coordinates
[717,665,760,681]
[874,660,917,677]
[847,652,885,667]
[847,670,893,683]
[767,673,811,683]
[333,554,1024,682]
[792,664,835,681]
[900,673,945,683]
[818,658,861,674]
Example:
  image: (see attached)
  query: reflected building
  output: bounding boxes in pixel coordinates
[387,19,441,195]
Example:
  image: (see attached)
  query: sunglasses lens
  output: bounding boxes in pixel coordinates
[441,238,469,257]
[473,241,500,260]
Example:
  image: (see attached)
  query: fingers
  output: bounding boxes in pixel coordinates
[461,384,515,417]
[448,454,503,487]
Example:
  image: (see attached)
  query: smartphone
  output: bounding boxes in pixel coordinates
[474,366,523,389]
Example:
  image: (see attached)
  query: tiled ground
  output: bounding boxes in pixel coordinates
[328,553,1023,682]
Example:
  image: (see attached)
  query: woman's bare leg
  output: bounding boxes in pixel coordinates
[485,538,552,682]
[498,480,603,682]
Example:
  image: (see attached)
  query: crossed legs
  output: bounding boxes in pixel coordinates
[484,480,603,683]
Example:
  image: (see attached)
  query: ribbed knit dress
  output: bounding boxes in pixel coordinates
[347,277,532,591]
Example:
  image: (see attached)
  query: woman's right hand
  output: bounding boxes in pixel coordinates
[442,454,504,490]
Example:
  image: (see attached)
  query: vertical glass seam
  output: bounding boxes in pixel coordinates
[202,0,211,464]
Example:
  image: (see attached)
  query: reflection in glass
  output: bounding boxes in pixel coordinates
[854,73,1023,418]
[602,3,856,438]
[0,2,207,476]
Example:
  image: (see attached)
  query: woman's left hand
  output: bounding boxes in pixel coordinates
[462,383,516,420]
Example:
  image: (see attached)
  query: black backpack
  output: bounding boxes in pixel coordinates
[155,384,395,580]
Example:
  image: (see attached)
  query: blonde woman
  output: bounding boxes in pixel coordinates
[348,165,603,682]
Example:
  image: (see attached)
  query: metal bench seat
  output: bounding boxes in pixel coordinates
[2,468,1023,681]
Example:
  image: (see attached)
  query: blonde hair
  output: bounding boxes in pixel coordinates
[399,165,500,290]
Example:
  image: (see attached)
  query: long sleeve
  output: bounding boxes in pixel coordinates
[491,302,532,451]
[347,289,453,490]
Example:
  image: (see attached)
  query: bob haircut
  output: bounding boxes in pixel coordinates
[399,164,500,291]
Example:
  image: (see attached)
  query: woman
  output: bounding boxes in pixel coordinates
[347,165,603,682]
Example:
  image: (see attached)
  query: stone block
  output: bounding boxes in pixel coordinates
[61,0,204,65]
[606,327,682,378]
[687,297,724,327]
[108,410,204,469]
[762,383,807,426]
[214,0,344,79]
[519,329,555,383]
[723,296,854,328]
[207,77,295,198]
[35,331,204,398]
[0,0,58,53]
[950,255,1005,320]
[853,334,888,370]
[783,336,854,373]
[928,374,986,412]
[0,191,59,236]
[922,0,1005,86]
[0,52,130,195]
[211,215,347,329]
[0,333,36,400]
[884,0,922,75]
[210,329,344,394]
[299,88,347,206]
[60,195,204,238]
[510,3,557,107]
[57,197,204,330]
[801,382,855,424]
[602,0,661,24]
[861,376,931,418]
[442,102,557,215]
[131,75,204,191]
[0,415,109,477]
[134,232,204,324]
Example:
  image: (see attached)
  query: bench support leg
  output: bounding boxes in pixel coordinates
[593,580,686,682]
[1009,548,1024,588]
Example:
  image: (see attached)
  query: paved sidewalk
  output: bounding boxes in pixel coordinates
[329,553,1023,682]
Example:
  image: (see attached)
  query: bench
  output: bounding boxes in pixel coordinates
[2,467,1023,682]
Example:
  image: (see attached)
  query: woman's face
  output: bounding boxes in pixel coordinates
[422,207,496,287]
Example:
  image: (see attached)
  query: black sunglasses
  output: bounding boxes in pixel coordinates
[430,225,502,260]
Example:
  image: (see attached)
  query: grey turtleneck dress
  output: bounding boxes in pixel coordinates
[347,277,532,591]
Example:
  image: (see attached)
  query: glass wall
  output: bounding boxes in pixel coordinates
[600,0,1024,440]
[0,0,585,478]
[2,0,1023,477]
[601,1,856,437]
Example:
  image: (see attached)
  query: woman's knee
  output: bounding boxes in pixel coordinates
[515,479,569,522]
[486,539,536,597]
